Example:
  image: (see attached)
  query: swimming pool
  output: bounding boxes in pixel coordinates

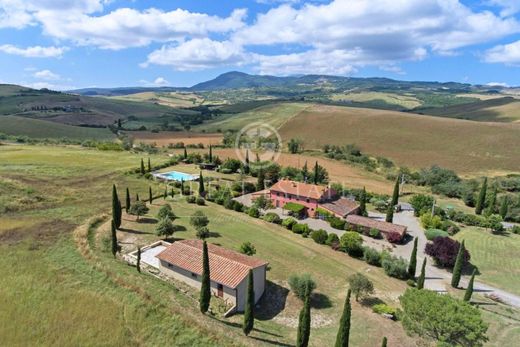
[154,170,198,181]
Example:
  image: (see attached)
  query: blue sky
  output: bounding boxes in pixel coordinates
[0,0,519,89]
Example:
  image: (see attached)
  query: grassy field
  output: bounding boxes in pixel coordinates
[0,115,115,140]
[193,102,310,132]
[418,97,520,123]
[129,131,223,147]
[329,91,422,109]
[277,104,520,174]
[453,227,520,296]
[110,91,205,108]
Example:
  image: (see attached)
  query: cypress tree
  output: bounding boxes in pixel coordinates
[475,177,487,215]
[136,246,141,273]
[112,184,121,229]
[499,196,509,219]
[164,186,167,199]
[464,269,476,302]
[381,337,387,347]
[313,161,319,184]
[243,269,255,336]
[244,150,250,174]
[486,185,497,214]
[199,171,205,196]
[408,237,418,279]
[183,147,188,160]
[296,286,311,347]
[125,187,131,213]
[136,193,140,201]
[140,158,145,175]
[359,187,367,217]
[335,289,351,347]
[171,187,175,198]
[390,177,400,207]
[149,186,153,204]
[180,179,185,195]
[257,169,265,191]
[385,204,394,223]
[209,145,213,162]
[117,199,122,228]
[451,240,465,288]
[302,161,309,182]
[147,157,151,172]
[200,241,211,313]
[417,258,426,290]
[111,219,118,257]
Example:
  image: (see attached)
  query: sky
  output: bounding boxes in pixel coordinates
[0,0,519,89]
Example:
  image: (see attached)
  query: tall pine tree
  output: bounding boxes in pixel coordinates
[140,158,145,175]
[199,171,205,196]
[486,185,497,214]
[475,177,487,215]
[243,269,255,336]
[111,219,118,257]
[390,177,400,207]
[209,145,213,162]
[417,258,427,290]
[335,289,351,347]
[112,184,121,229]
[171,187,175,198]
[136,246,141,273]
[359,187,368,217]
[296,286,311,347]
[257,169,265,191]
[147,158,151,172]
[464,269,476,302]
[408,238,418,278]
[149,186,153,204]
[451,240,466,288]
[499,196,509,219]
[136,193,140,201]
[183,147,188,160]
[164,186,167,199]
[381,337,387,347]
[125,187,131,213]
[200,241,211,313]
[313,161,319,184]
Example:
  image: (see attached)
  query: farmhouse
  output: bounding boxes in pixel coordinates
[156,240,268,313]
[346,215,407,242]
[269,179,359,218]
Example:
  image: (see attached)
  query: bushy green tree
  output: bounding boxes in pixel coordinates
[239,242,256,256]
[475,177,487,215]
[157,204,176,220]
[190,210,209,229]
[335,289,351,347]
[155,217,174,237]
[408,238,418,278]
[340,232,364,257]
[243,270,255,336]
[288,273,316,301]
[451,240,465,288]
[200,241,211,313]
[129,201,149,221]
[347,273,374,301]
[400,288,488,347]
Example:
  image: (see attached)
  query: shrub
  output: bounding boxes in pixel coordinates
[155,218,175,237]
[425,228,449,240]
[263,212,281,224]
[420,214,442,229]
[368,228,382,239]
[329,217,346,230]
[190,210,209,229]
[382,253,409,280]
[406,279,416,287]
[363,247,382,266]
[310,229,328,244]
[288,273,316,301]
[340,232,364,257]
[157,204,176,220]
[196,226,210,239]
[425,237,470,268]
[233,201,244,212]
[248,207,260,218]
[186,195,196,203]
[441,220,460,235]
[325,233,339,246]
[224,198,235,210]
[347,273,374,301]
[196,197,205,205]
[292,223,309,235]
[239,242,256,256]
[372,303,397,317]
[410,194,435,217]
[511,225,520,234]
[282,217,297,230]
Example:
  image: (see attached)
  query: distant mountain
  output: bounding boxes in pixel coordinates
[69,86,186,96]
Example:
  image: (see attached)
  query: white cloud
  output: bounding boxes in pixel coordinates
[484,40,520,65]
[487,0,520,17]
[36,7,246,50]
[34,69,60,80]
[144,38,247,71]
[153,77,169,86]
[0,44,67,58]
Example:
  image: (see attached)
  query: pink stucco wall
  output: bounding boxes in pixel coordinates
[269,188,336,217]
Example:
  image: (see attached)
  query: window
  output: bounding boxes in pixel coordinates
[306,198,310,203]
[191,272,197,278]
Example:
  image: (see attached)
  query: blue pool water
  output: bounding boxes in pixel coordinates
[157,171,198,181]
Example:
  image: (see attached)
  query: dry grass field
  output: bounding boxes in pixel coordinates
[278,105,520,175]
[110,92,204,107]
[329,91,422,109]
[129,131,223,147]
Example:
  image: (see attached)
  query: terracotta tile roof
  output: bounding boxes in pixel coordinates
[156,240,268,289]
[346,215,407,237]
[319,198,360,217]
[270,180,333,200]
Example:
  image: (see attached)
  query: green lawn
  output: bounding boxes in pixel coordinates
[454,227,520,296]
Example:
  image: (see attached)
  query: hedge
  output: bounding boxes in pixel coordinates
[425,228,449,240]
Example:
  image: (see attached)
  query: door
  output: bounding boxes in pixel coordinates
[217,284,223,298]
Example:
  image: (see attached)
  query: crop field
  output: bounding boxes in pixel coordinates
[329,91,422,109]
[454,227,520,296]
[0,115,115,140]
[419,97,520,123]
[110,91,205,108]
[129,131,223,147]
[277,104,520,174]
[193,102,310,132]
